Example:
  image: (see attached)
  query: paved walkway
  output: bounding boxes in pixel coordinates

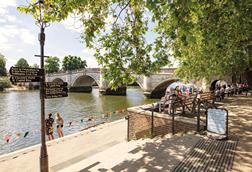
[0,95,251,172]
[0,120,127,172]
[220,95,252,172]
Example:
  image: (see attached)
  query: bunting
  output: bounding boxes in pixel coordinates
[1,108,128,143]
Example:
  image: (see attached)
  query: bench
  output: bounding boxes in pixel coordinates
[158,94,198,116]
[197,92,216,110]
[181,94,198,115]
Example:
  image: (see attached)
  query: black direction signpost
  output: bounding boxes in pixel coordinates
[9,67,43,84]
[45,82,68,99]
[10,76,41,83]
[10,67,44,76]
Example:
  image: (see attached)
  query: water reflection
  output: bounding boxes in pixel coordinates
[0,87,156,155]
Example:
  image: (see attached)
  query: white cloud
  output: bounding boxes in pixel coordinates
[0,0,17,8]
[19,28,36,45]
[86,58,99,67]
[0,0,17,22]
[0,0,36,51]
[0,25,36,51]
[61,12,115,33]
[6,15,17,22]
[82,48,95,55]
[61,13,84,33]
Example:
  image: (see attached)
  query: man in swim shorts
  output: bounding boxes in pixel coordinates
[45,113,54,140]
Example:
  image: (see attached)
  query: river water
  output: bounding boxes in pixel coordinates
[0,87,156,155]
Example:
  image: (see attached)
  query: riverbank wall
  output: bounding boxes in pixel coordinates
[127,105,205,140]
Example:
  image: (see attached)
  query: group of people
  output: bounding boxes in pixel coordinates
[214,82,249,101]
[45,112,64,141]
[156,86,184,113]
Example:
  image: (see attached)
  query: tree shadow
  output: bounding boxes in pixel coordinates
[98,135,201,172]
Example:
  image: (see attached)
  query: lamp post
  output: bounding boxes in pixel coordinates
[36,0,48,171]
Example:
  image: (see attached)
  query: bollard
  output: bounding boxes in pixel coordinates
[172,104,175,135]
[197,102,201,132]
[151,104,154,138]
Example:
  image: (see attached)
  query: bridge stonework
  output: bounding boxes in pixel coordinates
[46,68,177,98]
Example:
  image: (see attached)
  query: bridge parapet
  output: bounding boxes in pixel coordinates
[158,68,176,74]
[46,67,177,98]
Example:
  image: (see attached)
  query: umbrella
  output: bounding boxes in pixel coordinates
[166,82,184,93]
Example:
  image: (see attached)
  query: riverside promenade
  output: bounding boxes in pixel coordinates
[0,95,251,172]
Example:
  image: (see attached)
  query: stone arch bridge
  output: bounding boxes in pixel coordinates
[46,68,178,98]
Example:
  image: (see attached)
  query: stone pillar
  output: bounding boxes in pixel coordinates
[99,73,109,94]
[99,73,127,96]
[143,76,152,98]
[66,71,71,88]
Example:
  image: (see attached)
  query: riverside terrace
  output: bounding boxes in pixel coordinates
[0,95,251,171]
[127,91,215,140]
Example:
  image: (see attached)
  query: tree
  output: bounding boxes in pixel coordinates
[15,58,29,68]
[153,0,252,82]
[45,56,60,73]
[0,53,7,76]
[62,55,87,71]
[19,0,252,87]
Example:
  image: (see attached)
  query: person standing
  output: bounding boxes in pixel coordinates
[45,113,54,141]
[55,112,64,138]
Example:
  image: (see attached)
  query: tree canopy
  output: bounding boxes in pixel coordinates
[45,56,60,73]
[0,53,7,76]
[62,55,87,71]
[18,0,252,87]
[15,58,30,68]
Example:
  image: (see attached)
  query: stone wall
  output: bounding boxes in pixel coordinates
[127,105,205,140]
[100,86,127,96]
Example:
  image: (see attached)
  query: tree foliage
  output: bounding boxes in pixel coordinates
[0,53,7,76]
[18,0,252,87]
[155,0,252,81]
[45,56,60,73]
[62,55,87,71]
[15,58,30,68]
[0,77,12,88]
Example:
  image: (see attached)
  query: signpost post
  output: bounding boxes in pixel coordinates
[10,1,68,171]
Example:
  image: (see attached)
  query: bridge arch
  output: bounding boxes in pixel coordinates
[70,74,99,92]
[52,78,64,83]
[149,78,179,98]
[210,79,228,91]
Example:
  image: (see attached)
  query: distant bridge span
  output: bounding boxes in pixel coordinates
[46,68,178,98]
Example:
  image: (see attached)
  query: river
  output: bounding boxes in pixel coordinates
[0,87,156,155]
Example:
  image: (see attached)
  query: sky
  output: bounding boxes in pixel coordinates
[0,0,98,69]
